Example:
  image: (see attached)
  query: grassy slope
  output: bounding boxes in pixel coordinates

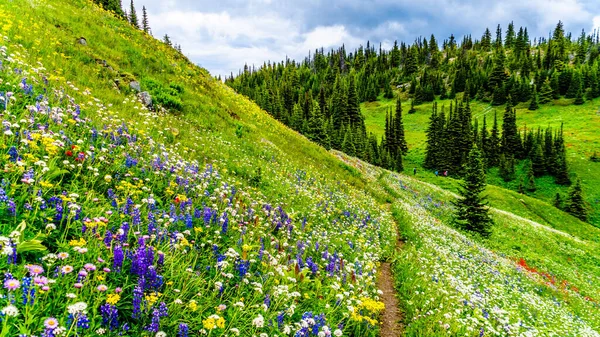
[334,151,600,336]
[0,1,396,336]
[362,93,600,225]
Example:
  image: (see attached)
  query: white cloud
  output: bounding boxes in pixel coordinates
[593,15,600,32]
[135,0,599,77]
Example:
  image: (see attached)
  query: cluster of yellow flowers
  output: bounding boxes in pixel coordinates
[106,293,120,305]
[202,315,225,330]
[69,238,86,246]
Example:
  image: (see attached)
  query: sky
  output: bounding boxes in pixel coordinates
[131,0,600,78]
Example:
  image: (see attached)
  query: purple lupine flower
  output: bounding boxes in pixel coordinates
[7,199,16,216]
[264,294,271,308]
[8,146,18,162]
[100,304,119,331]
[276,312,285,329]
[145,308,161,332]
[132,286,143,319]
[237,260,250,278]
[178,323,189,337]
[103,230,113,247]
[21,277,35,305]
[113,245,124,272]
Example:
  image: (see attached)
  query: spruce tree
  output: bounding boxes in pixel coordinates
[531,142,545,176]
[574,85,585,105]
[553,193,563,209]
[163,34,172,46]
[141,6,151,34]
[454,146,493,237]
[499,153,515,182]
[488,112,501,167]
[129,0,139,28]
[395,97,408,155]
[538,78,553,104]
[525,160,537,192]
[554,126,571,185]
[408,98,416,114]
[528,85,539,110]
[308,102,329,148]
[565,178,588,221]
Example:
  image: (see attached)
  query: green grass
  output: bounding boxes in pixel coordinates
[362,94,600,225]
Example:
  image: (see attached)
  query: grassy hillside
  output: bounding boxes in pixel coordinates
[333,152,600,336]
[362,94,600,225]
[0,1,397,336]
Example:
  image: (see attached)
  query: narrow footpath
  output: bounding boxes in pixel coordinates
[377,203,405,337]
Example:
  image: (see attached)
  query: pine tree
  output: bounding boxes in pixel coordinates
[528,85,539,110]
[531,142,545,176]
[565,178,588,221]
[518,176,525,194]
[308,102,329,149]
[141,6,151,34]
[163,34,172,46]
[525,160,537,191]
[454,146,493,237]
[129,0,139,28]
[554,126,571,185]
[499,153,515,182]
[395,97,408,155]
[488,112,501,167]
[553,193,563,209]
[424,103,441,169]
[538,78,553,104]
[501,104,520,157]
[408,98,416,114]
[574,85,585,105]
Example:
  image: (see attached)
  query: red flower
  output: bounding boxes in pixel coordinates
[65,150,73,157]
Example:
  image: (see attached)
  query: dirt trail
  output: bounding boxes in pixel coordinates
[377,203,404,336]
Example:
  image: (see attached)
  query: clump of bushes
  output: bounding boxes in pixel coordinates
[142,78,184,111]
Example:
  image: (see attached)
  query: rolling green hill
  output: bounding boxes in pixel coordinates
[0,1,598,336]
[362,94,600,225]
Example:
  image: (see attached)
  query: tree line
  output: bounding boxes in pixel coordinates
[91,0,184,52]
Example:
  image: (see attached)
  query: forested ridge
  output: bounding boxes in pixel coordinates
[225,21,599,178]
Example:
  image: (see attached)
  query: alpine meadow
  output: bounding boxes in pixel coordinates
[0,1,599,337]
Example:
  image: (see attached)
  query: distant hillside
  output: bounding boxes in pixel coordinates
[226,21,600,224]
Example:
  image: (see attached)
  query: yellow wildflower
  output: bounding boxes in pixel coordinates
[145,293,159,307]
[106,293,120,305]
[202,317,216,330]
[188,300,198,312]
[216,316,225,329]
[69,238,86,246]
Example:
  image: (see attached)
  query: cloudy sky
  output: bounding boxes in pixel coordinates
[131,0,600,78]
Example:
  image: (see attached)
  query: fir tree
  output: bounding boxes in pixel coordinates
[565,178,588,221]
[553,193,563,209]
[554,126,571,185]
[518,176,525,194]
[487,112,501,167]
[307,102,329,149]
[525,160,537,191]
[528,85,539,110]
[499,154,515,182]
[163,34,172,46]
[454,146,493,237]
[531,142,545,176]
[129,0,139,28]
[141,6,151,34]
[395,97,408,155]
[408,98,416,114]
[538,78,553,104]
